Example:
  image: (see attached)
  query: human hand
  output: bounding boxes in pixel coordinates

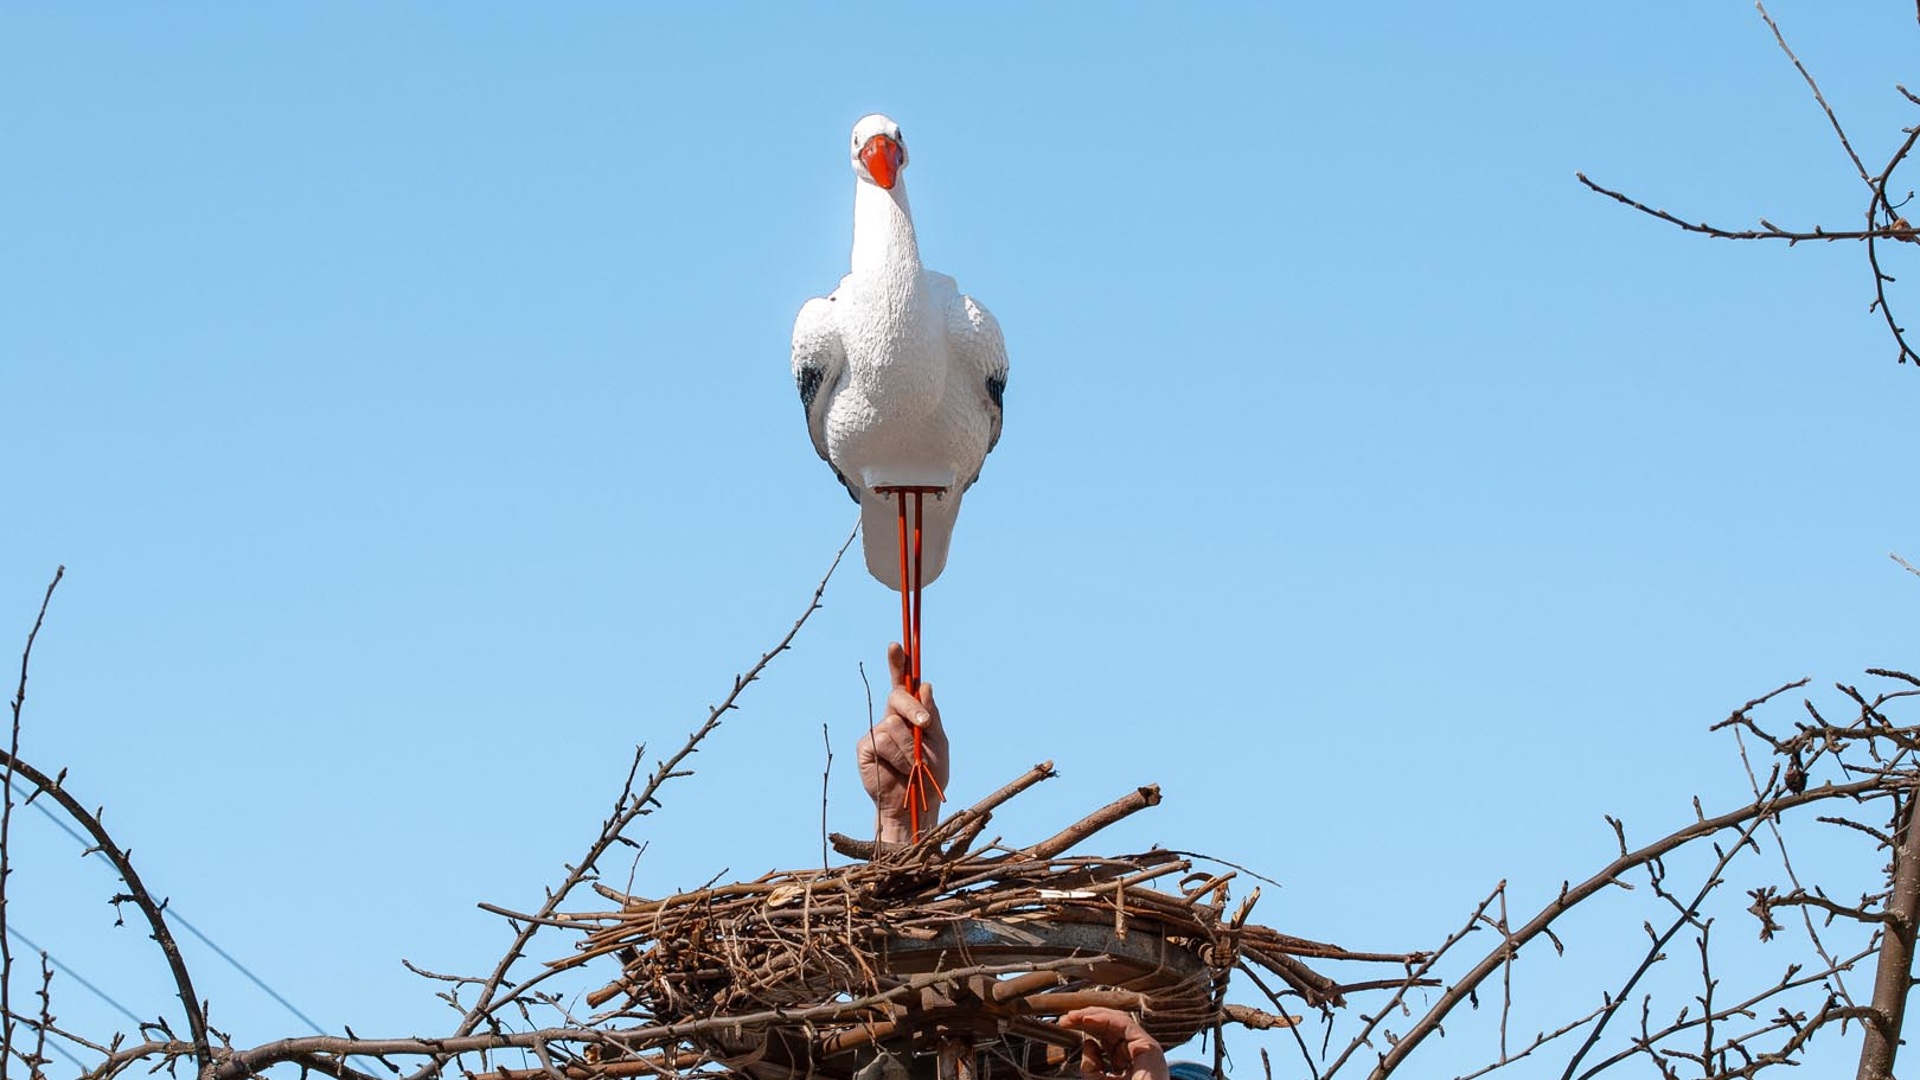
[855,642,949,845]
[1057,1008,1170,1080]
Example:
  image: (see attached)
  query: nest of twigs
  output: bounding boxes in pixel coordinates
[547,763,1426,1080]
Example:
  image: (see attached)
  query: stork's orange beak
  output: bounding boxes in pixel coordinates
[860,133,904,190]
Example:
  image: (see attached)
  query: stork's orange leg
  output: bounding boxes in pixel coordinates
[885,487,943,839]
[911,490,925,689]
[895,491,914,691]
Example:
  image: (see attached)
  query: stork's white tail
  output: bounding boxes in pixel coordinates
[858,488,962,591]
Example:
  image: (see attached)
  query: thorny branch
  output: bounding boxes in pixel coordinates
[3,566,61,1080]
[4,568,216,1080]
[0,748,212,1077]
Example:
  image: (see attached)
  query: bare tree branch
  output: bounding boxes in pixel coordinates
[1580,5,1920,366]
[1854,791,1920,1079]
[411,526,856,1079]
[1367,773,1897,1079]
[1756,1,1872,190]
[1575,173,1906,245]
[4,567,62,1080]
[0,754,211,1076]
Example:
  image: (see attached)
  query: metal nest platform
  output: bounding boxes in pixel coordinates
[540,763,1425,1080]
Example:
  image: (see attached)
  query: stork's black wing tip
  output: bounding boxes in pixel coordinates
[798,364,825,411]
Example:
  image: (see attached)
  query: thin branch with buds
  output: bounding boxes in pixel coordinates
[4,567,62,1080]
[1580,3,1920,366]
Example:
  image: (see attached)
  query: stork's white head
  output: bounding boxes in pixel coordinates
[850,113,908,191]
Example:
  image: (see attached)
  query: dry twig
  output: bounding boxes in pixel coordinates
[1580,3,1920,366]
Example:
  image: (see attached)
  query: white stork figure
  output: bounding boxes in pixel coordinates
[792,113,1008,687]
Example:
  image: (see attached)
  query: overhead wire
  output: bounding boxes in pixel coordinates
[4,776,358,1060]
[5,923,130,1070]
[3,923,141,1026]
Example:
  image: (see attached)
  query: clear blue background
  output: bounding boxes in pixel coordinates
[4,3,1917,1077]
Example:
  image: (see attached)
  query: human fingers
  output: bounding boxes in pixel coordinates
[887,685,932,730]
[916,682,943,730]
[887,641,909,690]
[1125,1036,1168,1080]
[1058,1009,1163,1080]
[883,685,944,782]
[1077,1036,1107,1080]
[1059,1009,1121,1079]
[1058,1007,1129,1043]
[1058,1007,1125,1056]
[915,683,949,784]
[860,716,918,779]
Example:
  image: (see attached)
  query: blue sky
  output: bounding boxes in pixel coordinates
[5,3,1919,1077]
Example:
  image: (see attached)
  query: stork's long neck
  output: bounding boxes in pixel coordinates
[847,174,942,418]
[850,178,921,285]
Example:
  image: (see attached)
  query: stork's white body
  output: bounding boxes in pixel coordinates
[792,116,1007,590]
